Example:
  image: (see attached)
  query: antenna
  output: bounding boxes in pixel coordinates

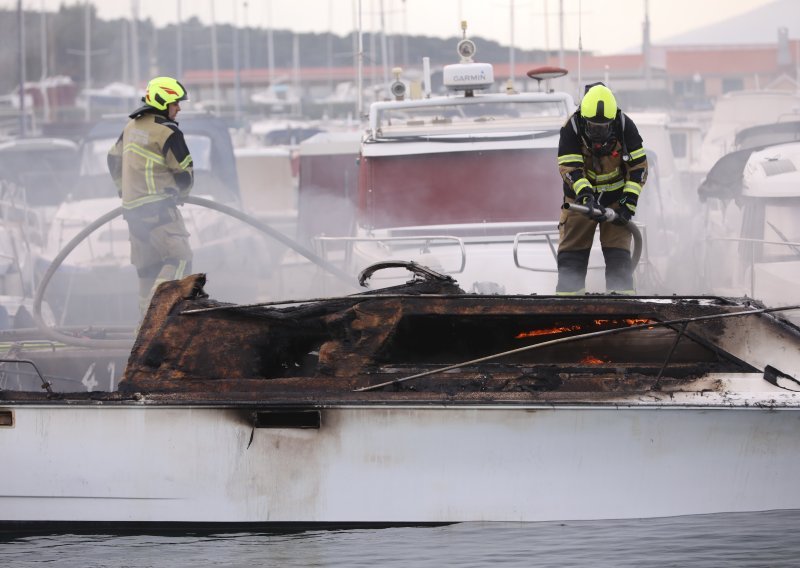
[357,0,363,118]
[577,0,582,102]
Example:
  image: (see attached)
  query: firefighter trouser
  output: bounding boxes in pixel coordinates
[556,198,634,295]
[124,204,193,315]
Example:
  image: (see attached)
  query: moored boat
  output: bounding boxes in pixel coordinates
[2,272,799,529]
[300,29,664,297]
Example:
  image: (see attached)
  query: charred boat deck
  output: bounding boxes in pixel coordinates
[6,273,796,408]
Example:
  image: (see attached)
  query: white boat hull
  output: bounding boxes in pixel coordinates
[4,402,800,525]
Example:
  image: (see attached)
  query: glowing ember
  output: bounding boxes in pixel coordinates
[580,355,606,365]
[515,325,582,339]
[516,319,657,340]
[624,318,654,326]
[593,318,655,326]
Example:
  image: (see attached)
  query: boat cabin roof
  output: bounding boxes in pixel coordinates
[366,92,574,143]
[743,141,800,197]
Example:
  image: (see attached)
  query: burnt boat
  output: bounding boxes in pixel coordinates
[2,269,800,529]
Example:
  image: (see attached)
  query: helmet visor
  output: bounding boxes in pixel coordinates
[585,119,613,143]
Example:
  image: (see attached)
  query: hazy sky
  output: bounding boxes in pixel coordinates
[7,0,780,55]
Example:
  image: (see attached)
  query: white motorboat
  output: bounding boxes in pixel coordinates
[304,34,660,296]
[1,272,799,529]
[4,25,799,535]
[700,128,800,324]
[697,90,800,174]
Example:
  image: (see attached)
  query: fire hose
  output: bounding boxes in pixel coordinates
[32,196,360,349]
[562,200,643,268]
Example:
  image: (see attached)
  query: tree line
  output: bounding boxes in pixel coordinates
[0,4,552,93]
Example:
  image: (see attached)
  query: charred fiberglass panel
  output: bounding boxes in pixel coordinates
[123,276,760,395]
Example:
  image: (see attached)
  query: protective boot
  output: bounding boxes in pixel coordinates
[556,249,591,295]
[603,247,634,294]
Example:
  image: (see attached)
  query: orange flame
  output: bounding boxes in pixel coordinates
[515,318,657,340]
[593,318,654,326]
[580,355,606,365]
[515,325,582,339]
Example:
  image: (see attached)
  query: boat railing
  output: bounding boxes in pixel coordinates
[512,229,620,273]
[512,230,560,273]
[513,223,656,279]
[313,235,467,274]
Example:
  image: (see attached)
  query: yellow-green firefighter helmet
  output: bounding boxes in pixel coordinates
[580,84,618,143]
[580,84,617,121]
[143,76,188,111]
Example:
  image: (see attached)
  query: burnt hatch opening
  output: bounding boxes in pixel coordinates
[376,314,754,373]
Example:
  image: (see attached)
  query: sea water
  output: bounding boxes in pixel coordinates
[2,510,799,567]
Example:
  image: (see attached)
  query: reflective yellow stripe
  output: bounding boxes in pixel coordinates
[587,170,621,182]
[152,261,188,290]
[595,179,626,192]
[623,181,642,196]
[174,260,187,279]
[179,155,192,170]
[573,178,592,192]
[556,289,586,296]
[558,154,584,165]
[593,168,620,182]
[124,142,165,196]
[145,159,156,195]
[629,147,646,160]
[123,194,171,209]
[124,143,166,165]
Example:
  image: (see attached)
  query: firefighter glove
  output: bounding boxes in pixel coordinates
[165,187,185,205]
[574,183,595,206]
[614,194,637,225]
[613,205,632,225]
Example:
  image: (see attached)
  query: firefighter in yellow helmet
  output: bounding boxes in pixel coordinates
[555,83,648,294]
[107,76,194,315]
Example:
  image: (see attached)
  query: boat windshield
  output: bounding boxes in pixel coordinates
[761,199,800,261]
[0,144,79,207]
[375,99,569,138]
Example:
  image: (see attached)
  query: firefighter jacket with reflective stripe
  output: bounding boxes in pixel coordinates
[557,111,647,206]
[107,112,194,210]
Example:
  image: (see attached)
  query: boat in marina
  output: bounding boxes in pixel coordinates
[696,90,800,175]
[699,120,800,324]
[3,24,800,533]
[2,102,800,527]
[299,35,664,297]
[1,271,799,529]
